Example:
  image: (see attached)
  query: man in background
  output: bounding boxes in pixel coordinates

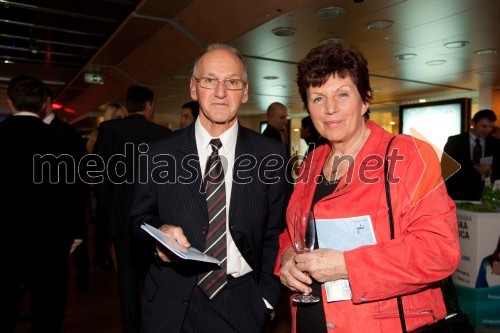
[0,75,83,332]
[443,109,500,201]
[42,84,91,292]
[93,85,171,333]
[179,100,199,128]
[263,101,288,144]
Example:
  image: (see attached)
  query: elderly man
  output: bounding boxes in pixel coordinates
[130,43,290,333]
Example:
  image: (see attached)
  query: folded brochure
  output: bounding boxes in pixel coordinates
[316,215,376,302]
[141,223,221,265]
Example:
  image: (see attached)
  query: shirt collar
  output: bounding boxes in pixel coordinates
[14,111,40,118]
[43,113,55,124]
[469,132,484,143]
[195,118,238,155]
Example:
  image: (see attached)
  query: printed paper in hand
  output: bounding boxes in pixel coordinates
[316,215,376,302]
[141,223,221,265]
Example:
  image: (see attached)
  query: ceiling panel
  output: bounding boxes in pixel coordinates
[0,0,498,130]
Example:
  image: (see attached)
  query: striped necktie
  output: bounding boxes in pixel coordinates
[472,138,482,165]
[198,138,227,299]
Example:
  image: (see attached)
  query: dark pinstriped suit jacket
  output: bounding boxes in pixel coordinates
[130,122,290,332]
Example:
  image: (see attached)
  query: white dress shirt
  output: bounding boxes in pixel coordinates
[195,118,253,278]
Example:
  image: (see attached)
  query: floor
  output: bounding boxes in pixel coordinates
[12,253,498,333]
[14,255,293,333]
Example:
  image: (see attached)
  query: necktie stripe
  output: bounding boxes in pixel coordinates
[207,192,225,212]
[207,218,226,238]
[203,233,226,253]
[198,138,227,299]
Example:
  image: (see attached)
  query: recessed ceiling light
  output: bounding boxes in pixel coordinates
[272,27,296,37]
[395,53,417,60]
[419,99,427,103]
[366,20,394,30]
[476,70,494,75]
[316,6,346,18]
[474,49,497,55]
[426,60,446,66]
[263,76,279,80]
[444,41,469,48]
[272,84,286,89]
[320,38,344,45]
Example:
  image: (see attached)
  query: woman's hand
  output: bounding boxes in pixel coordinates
[156,224,191,263]
[294,249,348,283]
[279,247,314,295]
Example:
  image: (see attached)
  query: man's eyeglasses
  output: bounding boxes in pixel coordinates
[193,77,247,90]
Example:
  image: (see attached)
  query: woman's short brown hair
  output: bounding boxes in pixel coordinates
[297,42,372,118]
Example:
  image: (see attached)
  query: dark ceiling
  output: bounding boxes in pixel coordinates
[1,0,499,131]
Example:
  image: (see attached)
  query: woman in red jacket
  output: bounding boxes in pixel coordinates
[275,42,461,332]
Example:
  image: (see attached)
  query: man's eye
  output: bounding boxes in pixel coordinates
[228,80,239,86]
[205,78,215,83]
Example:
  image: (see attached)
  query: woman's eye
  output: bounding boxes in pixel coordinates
[313,96,323,103]
[337,92,349,99]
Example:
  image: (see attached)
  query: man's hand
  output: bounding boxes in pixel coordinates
[70,238,83,254]
[156,224,191,262]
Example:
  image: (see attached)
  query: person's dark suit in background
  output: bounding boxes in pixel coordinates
[93,85,171,333]
[262,102,288,144]
[0,75,84,332]
[443,109,500,201]
[129,43,289,333]
[42,85,91,292]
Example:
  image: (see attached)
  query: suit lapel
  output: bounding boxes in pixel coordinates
[177,124,208,219]
[229,125,255,221]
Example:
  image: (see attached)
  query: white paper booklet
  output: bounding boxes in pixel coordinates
[141,223,221,265]
[316,215,376,302]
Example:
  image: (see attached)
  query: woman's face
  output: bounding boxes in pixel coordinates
[307,74,369,146]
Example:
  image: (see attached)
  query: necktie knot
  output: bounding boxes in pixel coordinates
[210,138,223,152]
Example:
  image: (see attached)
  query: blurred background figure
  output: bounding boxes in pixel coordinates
[42,84,91,292]
[300,115,322,157]
[0,75,84,332]
[179,100,199,129]
[93,85,171,333]
[263,101,288,144]
[86,103,128,153]
[443,109,500,201]
[86,102,129,274]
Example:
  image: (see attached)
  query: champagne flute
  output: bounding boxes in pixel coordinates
[292,211,321,303]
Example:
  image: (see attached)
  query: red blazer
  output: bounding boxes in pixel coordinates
[275,120,461,333]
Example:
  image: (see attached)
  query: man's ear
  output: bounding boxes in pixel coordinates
[190,77,198,101]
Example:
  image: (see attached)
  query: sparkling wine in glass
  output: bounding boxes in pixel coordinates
[292,211,321,303]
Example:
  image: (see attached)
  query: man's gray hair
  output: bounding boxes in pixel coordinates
[192,43,248,81]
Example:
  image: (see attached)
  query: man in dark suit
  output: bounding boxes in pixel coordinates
[443,109,500,201]
[0,75,84,332]
[42,85,91,292]
[130,43,289,333]
[262,101,288,144]
[93,85,171,333]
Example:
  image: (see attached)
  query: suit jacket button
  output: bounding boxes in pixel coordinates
[201,226,207,234]
[182,298,189,304]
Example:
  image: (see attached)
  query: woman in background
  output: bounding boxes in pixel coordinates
[86,102,128,153]
[87,102,128,271]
